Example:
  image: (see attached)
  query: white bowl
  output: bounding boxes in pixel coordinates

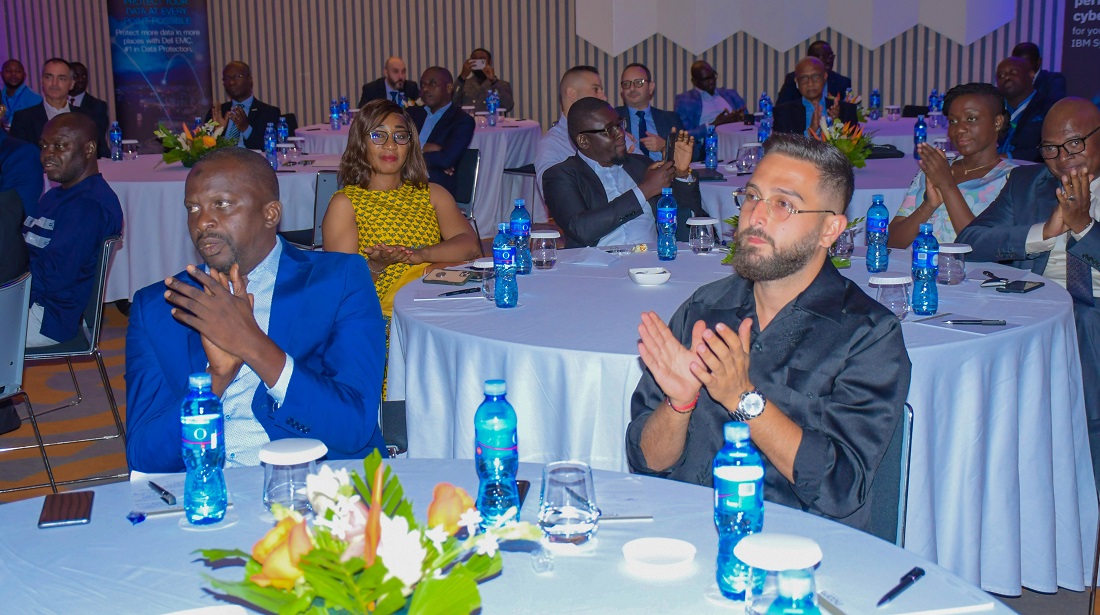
[629,267,671,286]
[622,537,697,579]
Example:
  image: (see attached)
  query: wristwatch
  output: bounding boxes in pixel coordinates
[728,389,766,422]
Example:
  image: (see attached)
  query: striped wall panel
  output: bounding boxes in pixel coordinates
[1,0,1064,136]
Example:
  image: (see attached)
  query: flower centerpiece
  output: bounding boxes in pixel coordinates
[811,118,874,169]
[198,451,540,615]
[154,120,236,167]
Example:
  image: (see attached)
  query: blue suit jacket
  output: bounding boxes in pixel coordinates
[674,88,746,159]
[775,71,852,106]
[1034,69,1067,104]
[125,240,388,472]
[614,105,685,143]
[999,93,1052,163]
[407,104,475,196]
[957,164,1100,276]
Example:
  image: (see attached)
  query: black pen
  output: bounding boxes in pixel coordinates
[148,481,176,506]
[439,287,481,297]
[877,566,925,607]
[942,319,1006,326]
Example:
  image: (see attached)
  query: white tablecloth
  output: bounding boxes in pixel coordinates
[389,247,1096,595]
[0,459,1014,614]
[717,116,948,163]
[99,154,339,302]
[699,157,920,242]
[296,119,543,233]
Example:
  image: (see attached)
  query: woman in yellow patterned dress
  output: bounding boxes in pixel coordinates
[322,100,481,316]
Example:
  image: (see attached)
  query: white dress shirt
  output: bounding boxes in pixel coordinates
[1024,176,1100,297]
[697,88,733,127]
[217,240,295,466]
[535,113,575,201]
[43,100,70,122]
[577,152,656,247]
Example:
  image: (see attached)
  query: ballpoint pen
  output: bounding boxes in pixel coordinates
[942,319,1006,326]
[147,481,177,506]
[877,566,925,607]
[439,287,481,297]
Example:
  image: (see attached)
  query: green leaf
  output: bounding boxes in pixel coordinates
[206,575,308,614]
[195,548,252,562]
[407,571,480,615]
[356,451,417,527]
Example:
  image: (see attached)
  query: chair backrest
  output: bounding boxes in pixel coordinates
[311,171,340,246]
[867,402,914,546]
[83,236,121,350]
[284,112,299,137]
[0,272,32,398]
[902,105,929,118]
[454,148,481,212]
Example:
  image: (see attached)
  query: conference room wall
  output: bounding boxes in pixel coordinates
[2,0,1063,134]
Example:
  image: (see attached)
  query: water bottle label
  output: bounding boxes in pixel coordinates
[657,207,676,224]
[181,415,223,450]
[475,427,517,457]
[914,251,939,268]
[510,220,530,237]
[493,245,515,265]
[714,465,764,510]
[867,217,888,233]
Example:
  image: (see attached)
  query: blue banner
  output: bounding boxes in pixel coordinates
[1064,0,1100,106]
[107,0,212,150]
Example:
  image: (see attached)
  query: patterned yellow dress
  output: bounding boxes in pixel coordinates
[339,182,441,316]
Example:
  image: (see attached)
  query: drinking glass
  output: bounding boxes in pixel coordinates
[475,112,489,128]
[276,143,293,166]
[286,136,305,162]
[870,273,912,320]
[462,105,476,117]
[885,105,901,121]
[687,217,718,254]
[121,139,139,161]
[530,230,560,270]
[259,439,328,515]
[932,137,949,154]
[927,111,944,129]
[735,142,763,173]
[473,257,495,300]
[829,228,855,258]
[538,461,600,544]
[938,243,971,285]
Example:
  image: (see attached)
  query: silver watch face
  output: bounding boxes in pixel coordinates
[739,391,766,418]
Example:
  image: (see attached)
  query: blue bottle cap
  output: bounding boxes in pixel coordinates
[723,421,749,443]
[872,194,884,203]
[919,222,934,234]
[188,372,212,388]
[484,379,507,396]
[498,222,508,232]
[661,187,672,196]
[514,199,526,208]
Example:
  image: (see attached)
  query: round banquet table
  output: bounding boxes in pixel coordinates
[99,154,340,302]
[698,157,920,242]
[0,459,1015,614]
[716,116,948,162]
[296,118,543,232]
[388,247,1096,595]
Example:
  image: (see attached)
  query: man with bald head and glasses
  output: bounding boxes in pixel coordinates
[615,63,684,162]
[541,97,705,248]
[626,133,911,533]
[958,97,1100,484]
[773,57,859,138]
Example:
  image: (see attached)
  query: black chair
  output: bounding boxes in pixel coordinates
[455,149,482,252]
[7,237,127,493]
[902,105,929,118]
[284,112,299,137]
[278,170,339,250]
[867,403,914,546]
[380,400,407,457]
[502,163,537,217]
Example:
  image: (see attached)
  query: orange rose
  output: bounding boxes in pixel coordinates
[250,516,312,589]
[427,483,474,535]
[201,135,216,148]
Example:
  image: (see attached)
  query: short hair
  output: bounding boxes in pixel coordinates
[340,99,429,189]
[472,48,492,62]
[567,96,613,144]
[943,82,1009,135]
[807,40,830,56]
[70,61,87,71]
[762,133,854,214]
[423,66,453,86]
[193,148,280,203]
[623,62,651,82]
[43,57,71,72]
[1011,42,1041,65]
[47,112,97,150]
[559,65,599,103]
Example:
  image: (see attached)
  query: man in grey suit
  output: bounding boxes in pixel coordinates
[616,63,685,162]
[957,97,1100,482]
[542,97,705,249]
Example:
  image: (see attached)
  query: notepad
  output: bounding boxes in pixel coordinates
[130,471,234,516]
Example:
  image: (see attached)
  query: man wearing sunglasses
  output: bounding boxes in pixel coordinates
[626,133,910,532]
[959,97,1100,484]
[407,67,474,197]
[615,63,684,162]
[542,97,705,249]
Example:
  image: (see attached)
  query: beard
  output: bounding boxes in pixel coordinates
[197,231,243,274]
[731,225,820,282]
[610,152,628,166]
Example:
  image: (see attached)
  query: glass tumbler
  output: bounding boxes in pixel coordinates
[258,439,328,515]
[735,142,763,173]
[829,228,855,258]
[938,243,971,285]
[538,461,600,544]
[886,105,901,121]
[870,273,912,320]
[121,139,139,160]
[530,230,560,270]
[473,257,495,300]
[287,136,305,160]
[276,143,293,166]
[932,137,949,154]
[687,217,718,254]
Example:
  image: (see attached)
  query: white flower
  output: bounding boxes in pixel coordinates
[458,508,483,534]
[376,514,427,588]
[474,533,499,558]
[425,526,449,552]
[306,466,351,517]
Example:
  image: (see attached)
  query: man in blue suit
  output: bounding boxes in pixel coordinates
[125,148,387,472]
[674,60,746,159]
[615,63,684,162]
[996,56,1052,163]
[1012,42,1067,104]
[957,98,1100,483]
[407,67,475,197]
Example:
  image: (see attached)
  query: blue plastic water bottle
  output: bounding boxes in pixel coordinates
[474,379,520,529]
[869,88,881,121]
[330,99,340,131]
[493,223,518,308]
[181,373,227,525]
[193,116,204,132]
[705,125,719,169]
[714,422,765,601]
[657,187,678,261]
[276,116,289,143]
[866,194,889,273]
[760,93,773,118]
[263,122,278,170]
[766,569,823,615]
[913,115,927,159]
[486,90,498,127]
[928,88,939,112]
[339,95,350,125]
[510,199,532,275]
[109,121,123,161]
[912,222,939,316]
[757,116,772,143]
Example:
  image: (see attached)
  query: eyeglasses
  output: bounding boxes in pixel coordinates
[796,73,825,85]
[577,117,627,139]
[368,130,413,146]
[1038,126,1100,160]
[732,188,834,222]
[620,78,649,90]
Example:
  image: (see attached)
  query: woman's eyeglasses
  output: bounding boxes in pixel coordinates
[368,130,413,146]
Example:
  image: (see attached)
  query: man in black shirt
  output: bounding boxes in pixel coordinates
[626,133,911,532]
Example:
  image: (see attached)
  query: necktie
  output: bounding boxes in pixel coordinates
[635,110,650,157]
[69,96,75,107]
[224,103,244,142]
[1066,236,1096,306]
[390,91,400,103]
